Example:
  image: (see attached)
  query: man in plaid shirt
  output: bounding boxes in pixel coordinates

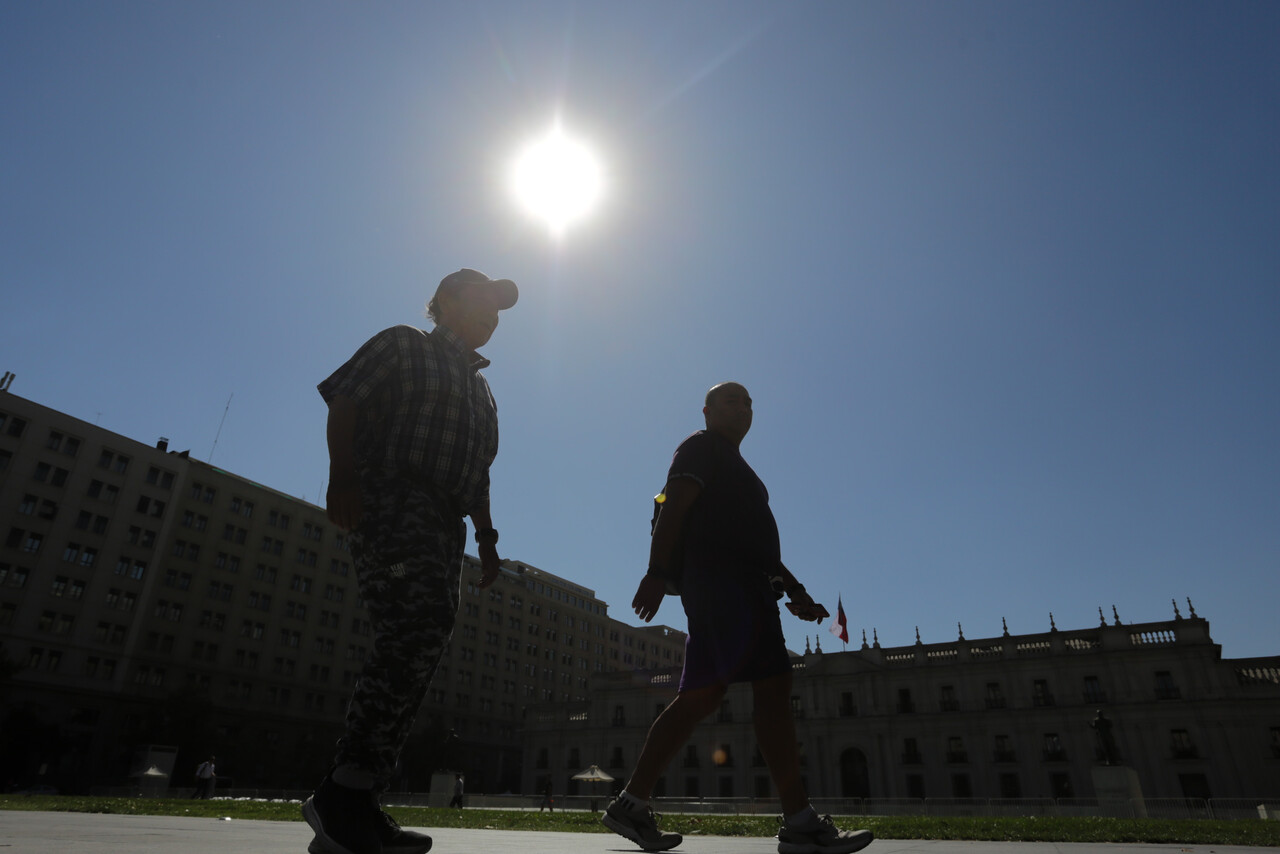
[304,268,518,854]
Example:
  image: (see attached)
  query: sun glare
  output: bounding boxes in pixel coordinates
[510,126,603,236]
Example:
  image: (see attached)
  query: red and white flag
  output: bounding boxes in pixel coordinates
[830,594,849,644]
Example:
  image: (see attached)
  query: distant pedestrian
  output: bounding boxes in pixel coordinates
[448,774,465,808]
[191,756,216,799]
[539,779,555,812]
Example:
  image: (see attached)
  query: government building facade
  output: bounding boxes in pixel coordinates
[522,612,1280,805]
[0,389,684,794]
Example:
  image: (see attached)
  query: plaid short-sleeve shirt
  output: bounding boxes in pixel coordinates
[317,324,499,514]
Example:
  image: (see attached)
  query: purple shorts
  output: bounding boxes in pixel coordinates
[677,569,790,692]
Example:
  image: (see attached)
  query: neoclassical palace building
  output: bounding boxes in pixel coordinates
[522,608,1280,803]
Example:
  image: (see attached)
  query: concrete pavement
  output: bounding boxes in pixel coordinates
[0,811,1277,854]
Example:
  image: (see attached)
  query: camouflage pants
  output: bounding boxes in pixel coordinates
[334,476,465,785]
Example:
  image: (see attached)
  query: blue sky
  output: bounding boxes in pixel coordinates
[3,1,1277,660]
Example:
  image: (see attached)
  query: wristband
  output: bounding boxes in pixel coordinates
[475,528,499,545]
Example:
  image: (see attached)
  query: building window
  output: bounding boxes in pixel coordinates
[134,496,166,517]
[897,688,915,713]
[994,734,1016,763]
[683,745,699,768]
[0,564,29,588]
[946,736,967,764]
[1170,729,1198,759]
[940,685,959,712]
[1042,733,1066,762]
[902,738,922,764]
[1155,670,1182,700]
[1032,679,1055,707]
[1083,675,1107,704]
[999,772,1021,799]
[98,450,130,473]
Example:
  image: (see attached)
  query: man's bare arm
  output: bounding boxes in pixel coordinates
[632,477,701,622]
[469,502,502,589]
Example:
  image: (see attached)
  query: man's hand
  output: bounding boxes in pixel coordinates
[477,542,501,589]
[632,573,667,623]
[326,477,362,531]
[785,588,829,624]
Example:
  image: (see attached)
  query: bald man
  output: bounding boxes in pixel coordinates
[604,383,872,854]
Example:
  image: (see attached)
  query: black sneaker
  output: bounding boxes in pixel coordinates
[602,798,682,852]
[302,776,383,854]
[776,814,872,854]
[374,807,432,854]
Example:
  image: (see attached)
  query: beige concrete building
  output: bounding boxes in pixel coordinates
[0,390,684,794]
[522,611,1280,805]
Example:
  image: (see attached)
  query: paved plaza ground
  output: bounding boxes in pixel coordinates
[1,810,1278,854]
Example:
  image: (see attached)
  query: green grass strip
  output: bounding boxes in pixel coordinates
[2,795,1279,846]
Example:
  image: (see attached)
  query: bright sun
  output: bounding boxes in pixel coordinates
[510,125,603,236]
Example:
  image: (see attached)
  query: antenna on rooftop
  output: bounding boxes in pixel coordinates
[209,394,234,464]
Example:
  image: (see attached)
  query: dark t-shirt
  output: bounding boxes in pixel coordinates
[667,430,790,690]
[669,430,781,576]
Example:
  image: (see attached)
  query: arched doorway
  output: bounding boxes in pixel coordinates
[839,748,870,799]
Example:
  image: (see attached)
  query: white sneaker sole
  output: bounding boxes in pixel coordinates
[602,812,683,852]
[777,828,873,854]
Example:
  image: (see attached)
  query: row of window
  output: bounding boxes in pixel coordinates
[0,418,87,460]
[884,673,1182,714]
[1,557,145,593]
[190,482,328,536]
[459,582,679,660]
[7,484,165,544]
[4,548,349,606]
